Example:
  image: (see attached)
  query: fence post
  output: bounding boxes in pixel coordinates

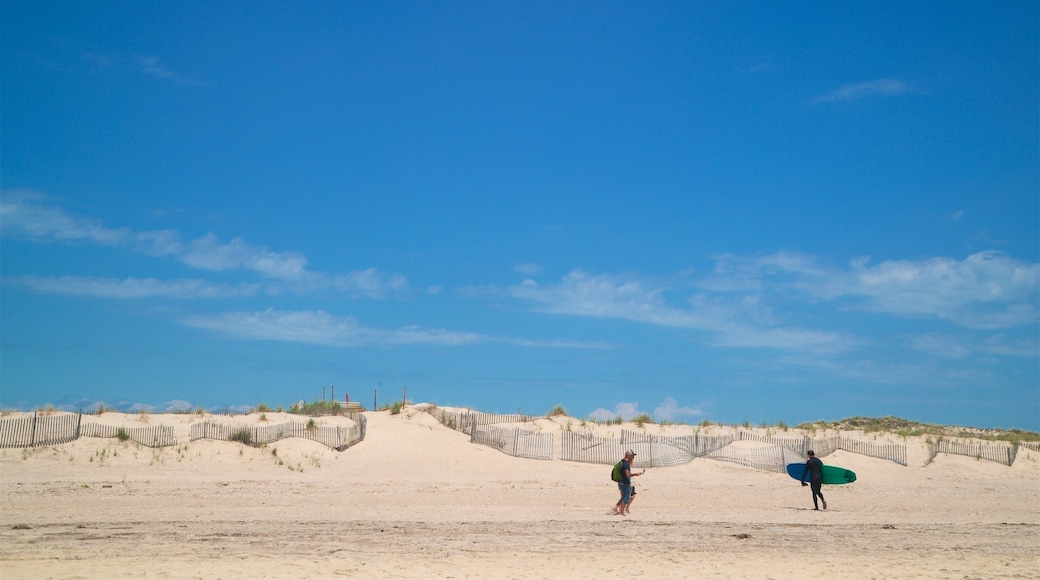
[29,411,38,448]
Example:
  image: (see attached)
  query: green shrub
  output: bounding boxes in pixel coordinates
[229,427,252,445]
[634,413,654,427]
[290,400,347,415]
[547,405,568,417]
[116,427,130,442]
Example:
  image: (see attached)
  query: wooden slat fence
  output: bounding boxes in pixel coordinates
[559,431,627,466]
[706,444,803,473]
[470,426,553,460]
[738,432,840,458]
[936,437,1017,466]
[620,429,730,468]
[0,412,82,448]
[839,436,907,466]
[428,408,476,435]
[559,430,735,468]
[429,408,536,437]
[0,415,35,448]
[190,415,366,451]
[472,412,535,426]
[80,423,176,448]
[1018,441,1040,453]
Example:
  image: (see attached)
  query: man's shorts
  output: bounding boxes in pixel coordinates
[618,482,632,504]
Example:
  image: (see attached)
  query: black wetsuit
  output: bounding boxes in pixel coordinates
[801,457,826,509]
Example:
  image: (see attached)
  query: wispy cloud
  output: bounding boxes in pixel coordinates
[82,53,114,69]
[588,401,641,421]
[136,55,207,86]
[507,270,857,353]
[182,309,606,349]
[0,191,407,299]
[706,251,1039,329]
[513,263,543,275]
[904,332,1039,359]
[505,251,1038,354]
[181,233,309,278]
[8,275,260,299]
[1,189,130,244]
[653,397,708,422]
[587,398,707,422]
[814,79,911,103]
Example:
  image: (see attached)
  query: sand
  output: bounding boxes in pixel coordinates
[1,406,1037,579]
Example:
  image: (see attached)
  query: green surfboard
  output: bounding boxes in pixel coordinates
[786,462,857,485]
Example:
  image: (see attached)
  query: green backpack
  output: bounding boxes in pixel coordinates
[611,460,624,482]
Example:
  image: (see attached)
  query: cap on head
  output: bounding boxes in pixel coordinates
[625,449,637,457]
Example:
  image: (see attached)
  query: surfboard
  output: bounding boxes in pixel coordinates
[786,462,857,485]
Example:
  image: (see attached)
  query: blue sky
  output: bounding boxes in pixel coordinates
[2,2,1038,429]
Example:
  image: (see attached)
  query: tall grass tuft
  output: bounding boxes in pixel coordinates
[229,427,252,445]
[547,405,568,418]
[634,413,654,427]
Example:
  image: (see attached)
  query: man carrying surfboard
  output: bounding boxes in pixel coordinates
[800,450,828,511]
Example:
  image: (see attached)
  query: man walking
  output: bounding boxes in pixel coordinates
[800,450,827,510]
[613,450,643,515]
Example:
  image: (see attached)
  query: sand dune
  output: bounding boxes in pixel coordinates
[1,406,1037,579]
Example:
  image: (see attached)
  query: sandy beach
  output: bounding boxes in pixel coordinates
[1,406,1037,579]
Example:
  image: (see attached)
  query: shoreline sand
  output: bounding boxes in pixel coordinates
[1,406,1037,578]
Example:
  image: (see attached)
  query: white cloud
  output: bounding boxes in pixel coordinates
[513,263,543,275]
[10,275,260,299]
[653,397,707,422]
[907,332,1038,359]
[136,55,206,86]
[814,79,911,103]
[82,53,114,69]
[506,251,1037,354]
[509,271,690,325]
[822,251,1039,328]
[160,400,195,412]
[181,234,309,279]
[588,402,642,421]
[589,400,703,422]
[182,308,607,349]
[0,192,408,299]
[707,251,1039,329]
[508,269,860,353]
[327,268,408,298]
[0,189,130,245]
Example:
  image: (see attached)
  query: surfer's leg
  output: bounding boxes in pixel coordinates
[811,482,823,510]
